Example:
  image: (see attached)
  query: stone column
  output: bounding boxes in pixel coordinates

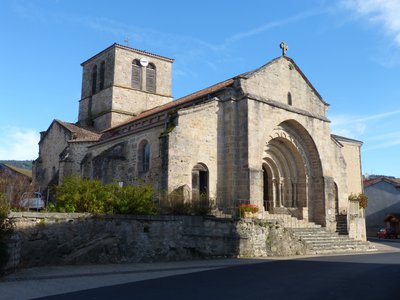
[285,177,291,207]
[324,176,338,232]
[272,178,278,207]
[292,181,297,208]
[248,168,264,210]
[304,176,310,221]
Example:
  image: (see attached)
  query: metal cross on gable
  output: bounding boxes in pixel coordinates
[280,41,288,56]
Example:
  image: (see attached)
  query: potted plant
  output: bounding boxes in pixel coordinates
[239,203,259,218]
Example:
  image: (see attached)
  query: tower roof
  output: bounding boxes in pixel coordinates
[81,43,174,66]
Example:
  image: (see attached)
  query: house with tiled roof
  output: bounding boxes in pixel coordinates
[0,163,32,204]
[0,163,32,179]
[33,43,366,240]
[364,176,400,235]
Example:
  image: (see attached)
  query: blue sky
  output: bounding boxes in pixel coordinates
[1,0,399,177]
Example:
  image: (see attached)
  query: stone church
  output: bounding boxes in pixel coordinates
[33,43,365,237]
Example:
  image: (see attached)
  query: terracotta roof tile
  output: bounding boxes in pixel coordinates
[57,121,102,142]
[104,77,235,132]
[364,176,400,188]
[105,55,331,134]
[2,164,32,178]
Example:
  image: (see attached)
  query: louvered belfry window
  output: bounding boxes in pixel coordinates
[91,65,97,95]
[146,63,156,93]
[131,59,142,89]
[99,61,105,90]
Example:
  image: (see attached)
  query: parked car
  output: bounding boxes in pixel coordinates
[376,228,397,239]
[20,192,45,210]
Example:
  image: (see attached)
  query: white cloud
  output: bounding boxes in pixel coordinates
[362,130,400,150]
[225,9,326,45]
[342,0,400,46]
[0,127,39,160]
[364,139,400,151]
[330,109,400,151]
[330,114,365,138]
[367,130,400,141]
[11,2,328,66]
[330,109,400,137]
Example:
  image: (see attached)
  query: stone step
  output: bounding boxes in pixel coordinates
[305,240,369,247]
[299,236,352,241]
[336,220,347,224]
[265,213,375,255]
[266,209,376,254]
[336,226,348,230]
[290,229,335,234]
[308,247,376,255]
[310,244,373,251]
[265,214,321,229]
[336,221,347,225]
[272,207,291,215]
[288,226,375,254]
[335,215,348,236]
[309,244,374,254]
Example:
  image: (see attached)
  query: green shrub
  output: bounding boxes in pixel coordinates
[191,194,215,216]
[54,175,115,213]
[54,175,155,215]
[160,191,215,216]
[113,184,156,215]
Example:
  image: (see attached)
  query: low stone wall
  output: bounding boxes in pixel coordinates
[5,213,307,271]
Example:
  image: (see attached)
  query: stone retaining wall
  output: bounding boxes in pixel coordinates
[4,212,307,271]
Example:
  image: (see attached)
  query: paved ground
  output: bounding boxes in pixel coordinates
[1,238,399,300]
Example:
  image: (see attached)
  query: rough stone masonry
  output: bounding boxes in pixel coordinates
[5,212,306,270]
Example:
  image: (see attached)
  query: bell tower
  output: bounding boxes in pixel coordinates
[78,43,174,131]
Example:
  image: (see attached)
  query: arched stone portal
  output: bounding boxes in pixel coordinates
[192,163,209,201]
[263,120,325,225]
[263,164,273,212]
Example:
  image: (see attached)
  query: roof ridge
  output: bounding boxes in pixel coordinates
[103,77,236,132]
[364,176,400,188]
[3,164,32,178]
[81,43,174,66]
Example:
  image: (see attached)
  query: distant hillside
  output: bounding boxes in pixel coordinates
[0,160,33,170]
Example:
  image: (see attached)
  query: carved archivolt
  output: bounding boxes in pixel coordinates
[264,125,312,177]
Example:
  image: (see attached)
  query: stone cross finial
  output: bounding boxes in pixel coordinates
[124,38,130,47]
[280,41,288,56]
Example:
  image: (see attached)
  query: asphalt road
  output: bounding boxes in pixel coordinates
[35,251,400,300]
[2,238,399,300]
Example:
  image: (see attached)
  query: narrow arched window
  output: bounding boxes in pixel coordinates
[91,65,97,95]
[146,63,156,93]
[287,92,292,106]
[138,140,150,173]
[131,59,142,90]
[99,61,105,90]
[143,143,150,172]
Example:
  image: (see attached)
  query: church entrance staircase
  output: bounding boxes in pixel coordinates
[264,213,376,255]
